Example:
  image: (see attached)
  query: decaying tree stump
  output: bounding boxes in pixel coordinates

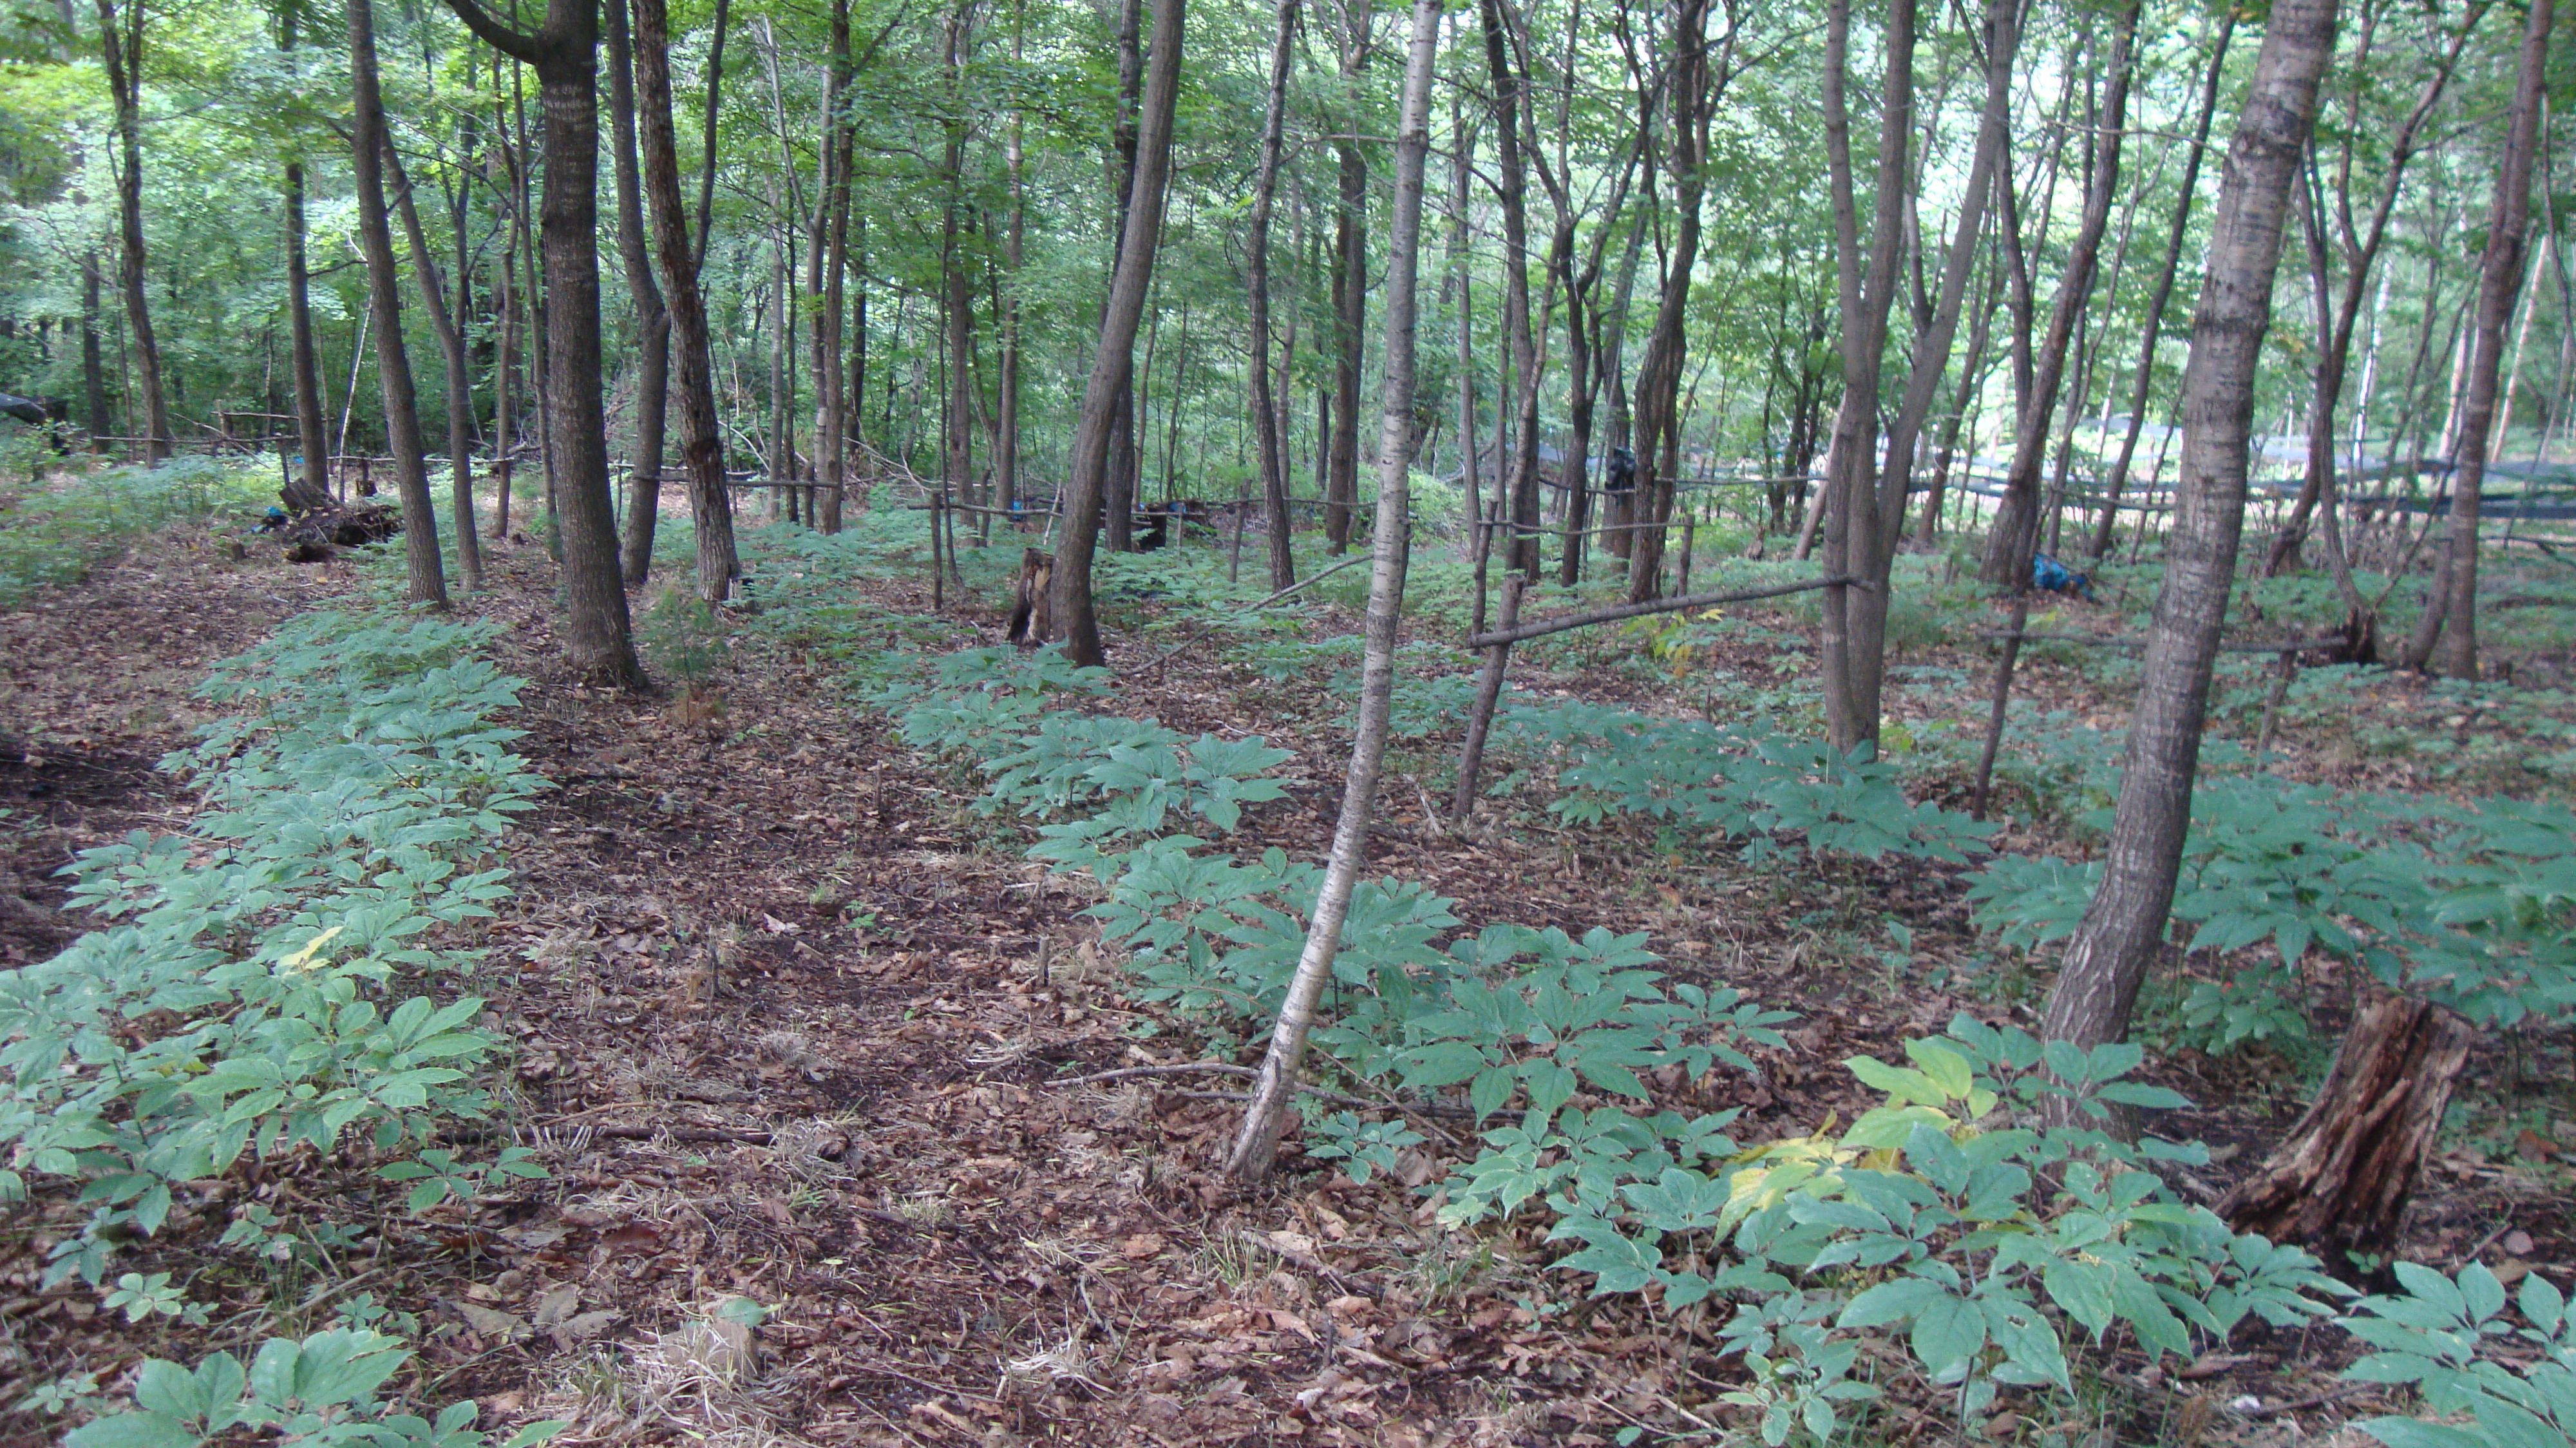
[2219,995,2474,1271]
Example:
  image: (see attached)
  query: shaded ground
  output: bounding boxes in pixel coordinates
[2,519,2570,1448]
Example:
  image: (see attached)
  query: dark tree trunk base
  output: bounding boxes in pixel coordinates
[2219,995,2474,1274]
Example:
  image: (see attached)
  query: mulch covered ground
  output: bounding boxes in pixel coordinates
[2,518,2568,1448]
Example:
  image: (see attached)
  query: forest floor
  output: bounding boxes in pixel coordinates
[3,512,2572,1448]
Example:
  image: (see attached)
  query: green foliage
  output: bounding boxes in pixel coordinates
[1967,777,2576,1049]
[0,458,270,606]
[2342,1262,2576,1448]
[638,584,728,683]
[1305,1111,1425,1185]
[62,1327,565,1448]
[1502,700,1996,864]
[0,611,544,1285]
[1502,1015,2344,1437]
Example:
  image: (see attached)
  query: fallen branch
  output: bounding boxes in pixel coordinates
[1464,575,1862,649]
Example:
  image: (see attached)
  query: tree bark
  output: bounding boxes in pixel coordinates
[1475,0,1538,577]
[80,251,109,450]
[2400,0,2552,678]
[1625,0,1719,604]
[2219,996,2474,1270]
[635,0,741,602]
[2037,0,2338,1061]
[1048,0,1186,667]
[2087,11,2235,559]
[811,0,855,533]
[96,0,167,462]
[1327,43,1372,557]
[1229,0,1437,1186]
[607,0,672,584]
[446,0,645,686]
[1814,0,1924,754]
[1978,5,2141,588]
[347,0,449,609]
[281,160,333,509]
[384,138,485,591]
[1247,0,1300,591]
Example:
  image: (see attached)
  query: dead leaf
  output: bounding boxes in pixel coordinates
[531,1283,582,1329]
[455,1302,529,1339]
[553,1310,619,1347]
[601,1223,667,1257]
[1121,1232,1166,1261]
[2515,1128,2559,1162]
[2503,1230,2535,1256]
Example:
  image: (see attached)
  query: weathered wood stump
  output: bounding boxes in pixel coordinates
[2219,995,2474,1271]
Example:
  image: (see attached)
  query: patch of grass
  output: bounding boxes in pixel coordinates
[0,457,270,605]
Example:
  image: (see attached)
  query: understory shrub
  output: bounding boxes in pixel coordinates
[0,457,270,607]
[1967,777,2576,1049]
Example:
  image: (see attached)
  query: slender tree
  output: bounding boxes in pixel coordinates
[384,143,484,592]
[2038,0,2340,1061]
[635,0,741,602]
[278,0,330,510]
[2400,0,2553,677]
[606,0,672,582]
[1230,0,1441,1186]
[1246,0,1301,591]
[346,0,448,609]
[95,0,167,462]
[1049,0,1186,666]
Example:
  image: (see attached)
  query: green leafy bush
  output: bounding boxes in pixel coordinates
[1501,700,1995,864]
[2342,1261,2576,1448]
[0,611,544,1286]
[1495,1016,2344,1441]
[1967,778,2576,1049]
[61,1327,562,1448]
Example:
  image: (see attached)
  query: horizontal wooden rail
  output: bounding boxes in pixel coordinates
[1464,575,1860,649]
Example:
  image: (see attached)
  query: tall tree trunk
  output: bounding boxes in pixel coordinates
[347,0,449,608]
[941,3,976,511]
[607,0,672,584]
[492,206,518,538]
[2037,0,2338,1061]
[1451,88,1486,586]
[1104,0,1146,553]
[1048,0,1186,667]
[2400,0,2550,678]
[2087,10,2235,558]
[96,0,166,462]
[812,0,855,533]
[384,138,485,591]
[1475,0,1539,576]
[1228,0,1439,1186]
[998,0,1026,524]
[80,251,109,450]
[1246,0,1300,590]
[446,0,646,687]
[636,0,741,602]
[1625,0,1718,604]
[1324,1,1375,555]
[281,162,333,509]
[1979,4,2140,588]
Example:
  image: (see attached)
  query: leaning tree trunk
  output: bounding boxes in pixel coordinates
[97,0,168,463]
[348,0,449,609]
[1978,5,2140,589]
[384,141,484,591]
[2038,0,2339,1063]
[1048,0,1186,667]
[1625,0,1714,605]
[636,0,740,602]
[446,0,645,687]
[2219,996,2474,1271]
[1229,0,1438,1187]
[607,0,671,584]
[2401,0,2552,679]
